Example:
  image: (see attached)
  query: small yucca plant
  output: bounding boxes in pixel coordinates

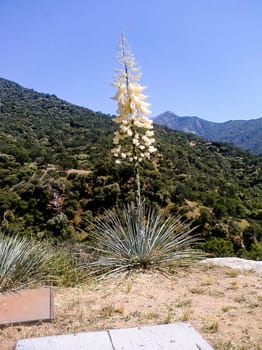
[80,202,201,277]
[0,234,51,293]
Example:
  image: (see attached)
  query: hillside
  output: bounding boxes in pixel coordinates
[0,78,262,257]
[153,111,262,154]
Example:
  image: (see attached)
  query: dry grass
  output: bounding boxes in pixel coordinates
[1,264,261,350]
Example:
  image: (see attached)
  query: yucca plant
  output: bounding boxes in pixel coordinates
[80,202,201,277]
[0,234,51,293]
[80,33,201,277]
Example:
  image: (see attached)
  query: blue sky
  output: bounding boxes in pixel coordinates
[1,0,262,122]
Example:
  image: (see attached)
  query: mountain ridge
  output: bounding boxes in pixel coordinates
[153,111,262,154]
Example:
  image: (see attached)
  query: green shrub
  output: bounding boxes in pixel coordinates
[239,243,262,261]
[199,237,235,257]
[43,249,85,287]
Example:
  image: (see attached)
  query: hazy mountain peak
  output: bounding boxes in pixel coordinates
[154,111,262,154]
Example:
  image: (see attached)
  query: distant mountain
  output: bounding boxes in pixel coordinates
[153,111,262,154]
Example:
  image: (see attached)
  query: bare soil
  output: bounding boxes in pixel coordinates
[66,169,91,175]
[1,264,261,350]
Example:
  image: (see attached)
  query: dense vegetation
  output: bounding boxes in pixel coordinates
[154,111,262,155]
[0,78,262,259]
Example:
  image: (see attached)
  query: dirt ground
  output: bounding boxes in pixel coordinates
[1,263,261,350]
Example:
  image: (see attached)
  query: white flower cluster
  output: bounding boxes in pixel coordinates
[111,33,157,165]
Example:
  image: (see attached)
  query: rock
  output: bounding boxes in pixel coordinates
[201,257,262,274]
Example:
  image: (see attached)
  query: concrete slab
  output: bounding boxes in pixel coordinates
[0,288,54,325]
[110,323,214,350]
[15,331,112,350]
[15,323,215,350]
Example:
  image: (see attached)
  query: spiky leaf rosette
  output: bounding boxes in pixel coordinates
[80,202,201,277]
[0,235,51,293]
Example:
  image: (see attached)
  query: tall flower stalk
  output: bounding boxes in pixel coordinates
[111,31,157,206]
